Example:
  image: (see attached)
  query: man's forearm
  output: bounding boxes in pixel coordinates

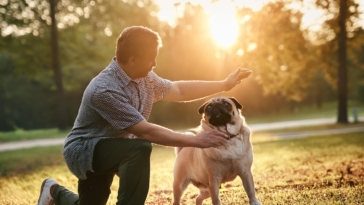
[126,120,228,148]
[164,81,228,102]
[130,122,198,147]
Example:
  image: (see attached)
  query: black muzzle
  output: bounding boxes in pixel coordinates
[208,104,231,126]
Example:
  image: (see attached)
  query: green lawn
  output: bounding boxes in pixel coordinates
[0,128,70,143]
[0,146,64,176]
[247,101,364,124]
[0,132,363,204]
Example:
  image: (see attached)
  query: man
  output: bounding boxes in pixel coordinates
[37,26,252,205]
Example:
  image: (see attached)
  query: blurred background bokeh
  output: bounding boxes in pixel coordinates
[1,0,363,131]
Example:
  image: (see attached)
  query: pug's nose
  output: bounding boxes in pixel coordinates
[212,107,222,117]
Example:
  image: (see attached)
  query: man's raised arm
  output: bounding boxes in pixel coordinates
[162,68,252,102]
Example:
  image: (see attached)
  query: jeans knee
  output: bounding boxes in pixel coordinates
[136,140,152,156]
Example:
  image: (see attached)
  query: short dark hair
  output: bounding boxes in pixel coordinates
[116,26,162,64]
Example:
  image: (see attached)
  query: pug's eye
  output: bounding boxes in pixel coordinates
[206,105,212,110]
[223,102,230,107]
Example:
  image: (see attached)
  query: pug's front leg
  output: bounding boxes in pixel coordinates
[208,176,222,205]
[240,171,262,205]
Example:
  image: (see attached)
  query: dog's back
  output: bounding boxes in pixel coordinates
[174,128,201,155]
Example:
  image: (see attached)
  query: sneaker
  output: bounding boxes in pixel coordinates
[37,178,58,205]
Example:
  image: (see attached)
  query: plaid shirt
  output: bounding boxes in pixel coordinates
[63,58,172,180]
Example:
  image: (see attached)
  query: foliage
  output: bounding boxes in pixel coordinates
[0,132,363,204]
[1,0,364,130]
[0,0,163,130]
[313,0,362,91]
[0,52,57,131]
[237,2,317,102]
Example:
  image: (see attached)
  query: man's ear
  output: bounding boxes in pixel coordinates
[128,56,136,66]
[198,102,208,114]
[229,97,242,110]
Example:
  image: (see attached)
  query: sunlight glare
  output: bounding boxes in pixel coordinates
[235,0,269,11]
[237,49,244,56]
[154,0,275,47]
[209,14,238,47]
[206,0,239,47]
[247,43,257,52]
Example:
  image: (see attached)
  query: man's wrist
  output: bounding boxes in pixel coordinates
[222,80,232,92]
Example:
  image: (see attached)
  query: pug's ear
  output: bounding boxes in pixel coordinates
[229,97,242,110]
[198,101,208,114]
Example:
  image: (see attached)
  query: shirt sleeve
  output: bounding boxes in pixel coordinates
[91,88,144,130]
[148,71,172,103]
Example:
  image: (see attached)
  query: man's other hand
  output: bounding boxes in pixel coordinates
[193,130,229,148]
[224,68,252,91]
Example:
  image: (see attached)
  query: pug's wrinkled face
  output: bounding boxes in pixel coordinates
[198,97,243,136]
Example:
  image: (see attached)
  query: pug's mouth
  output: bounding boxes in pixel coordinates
[224,125,239,139]
[207,122,238,139]
[209,115,238,139]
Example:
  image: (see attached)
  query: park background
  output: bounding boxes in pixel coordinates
[1,0,364,131]
[1,0,364,204]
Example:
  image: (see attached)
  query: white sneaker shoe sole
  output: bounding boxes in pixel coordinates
[37,178,57,205]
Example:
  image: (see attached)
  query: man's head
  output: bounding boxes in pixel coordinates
[116,26,162,65]
[115,26,162,79]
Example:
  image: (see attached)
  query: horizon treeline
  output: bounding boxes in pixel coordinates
[1,0,363,131]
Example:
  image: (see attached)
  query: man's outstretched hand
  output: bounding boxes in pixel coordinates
[224,68,252,91]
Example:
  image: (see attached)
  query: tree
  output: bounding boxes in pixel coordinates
[0,0,161,130]
[0,0,79,129]
[337,0,348,123]
[0,51,58,131]
[315,0,361,123]
[49,0,67,129]
[235,2,316,104]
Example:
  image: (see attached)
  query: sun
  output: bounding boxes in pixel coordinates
[209,13,239,47]
[206,1,239,47]
[155,0,251,47]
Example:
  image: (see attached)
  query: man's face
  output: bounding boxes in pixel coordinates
[133,47,158,79]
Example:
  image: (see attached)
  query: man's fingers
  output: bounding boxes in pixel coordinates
[237,69,252,79]
[210,130,229,139]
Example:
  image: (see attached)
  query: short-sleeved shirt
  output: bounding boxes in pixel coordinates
[63,57,172,180]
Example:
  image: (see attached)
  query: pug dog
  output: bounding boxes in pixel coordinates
[173,97,262,205]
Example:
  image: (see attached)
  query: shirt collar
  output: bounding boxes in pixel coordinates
[110,57,142,85]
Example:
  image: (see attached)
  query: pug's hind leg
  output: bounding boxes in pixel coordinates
[173,177,190,205]
[196,189,210,205]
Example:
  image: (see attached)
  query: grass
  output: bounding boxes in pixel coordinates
[0,128,70,143]
[0,132,363,204]
[251,122,364,143]
[0,146,64,176]
[246,101,364,124]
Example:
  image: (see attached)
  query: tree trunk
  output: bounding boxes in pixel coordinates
[337,0,348,123]
[50,0,67,129]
